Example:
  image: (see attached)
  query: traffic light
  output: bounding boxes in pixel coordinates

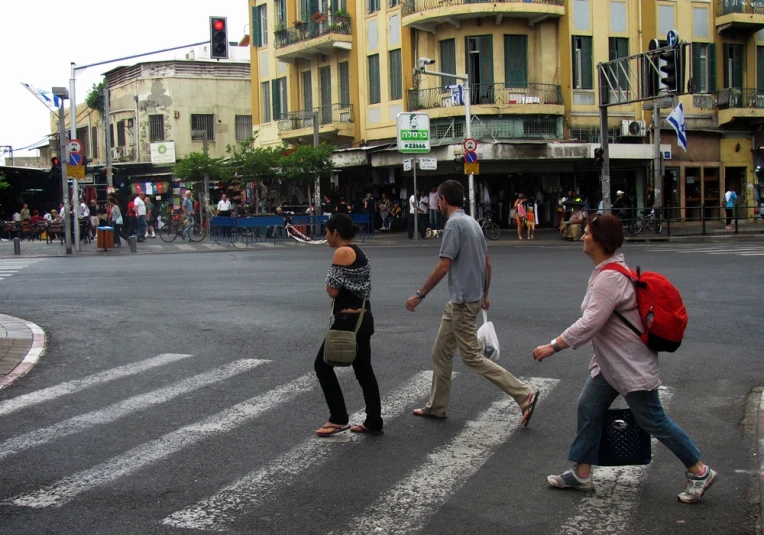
[209,17,229,60]
[659,48,679,93]
[50,156,61,180]
[594,148,604,165]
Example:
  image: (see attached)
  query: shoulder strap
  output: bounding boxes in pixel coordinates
[600,263,642,335]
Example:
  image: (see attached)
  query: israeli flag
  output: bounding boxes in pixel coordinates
[667,102,687,152]
[20,82,61,111]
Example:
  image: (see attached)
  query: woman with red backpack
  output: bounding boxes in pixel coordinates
[531,214,716,504]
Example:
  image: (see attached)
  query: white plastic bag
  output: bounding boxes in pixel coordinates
[477,309,500,361]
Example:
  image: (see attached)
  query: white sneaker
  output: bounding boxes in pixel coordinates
[678,467,717,503]
[547,465,594,491]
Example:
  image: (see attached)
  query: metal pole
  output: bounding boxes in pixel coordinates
[203,129,209,230]
[413,157,419,240]
[104,84,113,188]
[313,111,320,237]
[463,77,475,219]
[653,99,662,209]
[59,100,73,254]
[599,104,611,213]
[70,63,80,251]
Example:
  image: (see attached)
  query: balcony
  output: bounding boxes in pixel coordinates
[401,0,564,30]
[715,0,764,33]
[277,103,355,142]
[273,14,352,62]
[714,88,764,124]
[408,83,563,119]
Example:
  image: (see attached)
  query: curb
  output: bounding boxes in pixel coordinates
[759,390,764,535]
[0,315,46,392]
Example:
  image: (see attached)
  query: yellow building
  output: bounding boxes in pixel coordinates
[248,0,763,221]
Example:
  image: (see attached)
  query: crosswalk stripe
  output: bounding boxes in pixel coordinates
[334,377,560,535]
[555,387,673,535]
[6,373,317,508]
[737,252,764,256]
[162,370,439,531]
[0,353,193,418]
[174,244,196,251]
[0,359,268,462]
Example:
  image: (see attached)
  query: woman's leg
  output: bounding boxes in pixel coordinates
[351,322,383,431]
[567,374,620,468]
[516,217,523,239]
[314,340,349,426]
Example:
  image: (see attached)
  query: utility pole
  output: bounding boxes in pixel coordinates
[55,91,73,254]
[653,99,662,208]
[69,62,81,251]
[104,84,113,188]
[598,69,612,213]
[313,111,320,236]
[202,129,209,230]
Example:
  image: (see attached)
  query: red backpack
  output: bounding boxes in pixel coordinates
[601,263,688,353]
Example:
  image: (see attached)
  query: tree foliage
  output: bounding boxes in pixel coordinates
[0,171,9,190]
[277,144,335,184]
[85,82,105,113]
[173,152,224,184]
[225,137,281,182]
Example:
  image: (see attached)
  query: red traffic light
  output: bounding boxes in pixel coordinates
[213,19,225,31]
[51,157,61,166]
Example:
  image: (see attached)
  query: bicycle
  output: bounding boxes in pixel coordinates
[629,210,663,235]
[477,212,501,240]
[159,215,207,243]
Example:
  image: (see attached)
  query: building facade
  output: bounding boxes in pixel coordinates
[246,0,764,221]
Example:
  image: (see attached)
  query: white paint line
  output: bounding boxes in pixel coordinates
[6,373,317,508]
[333,377,560,535]
[162,370,441,531]
[555,387,673,535]
[737,252,764,256]
[0,316,45,391]
[0,359,268,461]
[174,244,196,251]
[0,353,193,417]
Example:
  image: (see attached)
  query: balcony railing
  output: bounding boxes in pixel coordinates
[274,14,352,49]
[716,0,764,16]
[278,103,354,132]
[408,83,563,111]
[714,88,764,109]
[403,0,563,16]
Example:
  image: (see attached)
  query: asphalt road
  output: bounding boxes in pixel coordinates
[0,240,761,534]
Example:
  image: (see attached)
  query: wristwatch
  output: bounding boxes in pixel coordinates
[550,338,561,352]
[416,291,426,299]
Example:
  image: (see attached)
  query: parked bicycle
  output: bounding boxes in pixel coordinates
[477,211,501,241]
[159,215,206,243]
[629,209,663,235]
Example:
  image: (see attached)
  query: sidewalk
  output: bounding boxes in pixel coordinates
[0,314,46,391]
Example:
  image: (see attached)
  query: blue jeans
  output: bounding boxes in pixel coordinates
[137,215,147,238]
[568,373,701,468]
[182,215,194,239]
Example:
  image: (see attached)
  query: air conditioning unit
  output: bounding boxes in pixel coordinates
[123,146,134,158]
[111,147,122,159]
[620,119,646,137]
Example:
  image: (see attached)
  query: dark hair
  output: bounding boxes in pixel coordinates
[588,214,623,254]
[438,180,463,208]
[326,213,358,239]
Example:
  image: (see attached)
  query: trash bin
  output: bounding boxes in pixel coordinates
[97,226,115,250]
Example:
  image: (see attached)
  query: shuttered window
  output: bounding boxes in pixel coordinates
[758,46,764,92]
[439,39,457,87]
[272,77,288,119]
[252,5,267,47]
[302,70,313,110]
[368,54,380,104]
[261,81,272,123]
[368,0,380,13]
[692,43,716,93]
[608,37,629,89]
[389,49,402,100]
[504,35,528,87]
[572,36,593,90]
[723,44,744,88]
[339,62,350,107]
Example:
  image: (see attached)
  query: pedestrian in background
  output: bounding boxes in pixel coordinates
[182,191,194,240]
[135,193,147,242]
[512,193,526,240]
[723,186,737,229]
[406,180,539,425]
[144,196,156,238]
[109,198,123,248]
[314,213,383,437]
[429,185,440,231]
[532,214,716,503]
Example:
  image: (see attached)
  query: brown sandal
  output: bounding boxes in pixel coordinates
[315,422,351,437]
[412,408,447,420]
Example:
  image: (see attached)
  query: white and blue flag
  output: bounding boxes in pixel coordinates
[667,102,687,152]
[20,82,62,112]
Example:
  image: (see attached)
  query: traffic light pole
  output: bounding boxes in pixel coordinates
[70,63,81,251]
[58,100,73,255]
[653,99,662,209]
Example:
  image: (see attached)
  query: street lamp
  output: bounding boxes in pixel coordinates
[415,58,476,219]
[52,86,74,255]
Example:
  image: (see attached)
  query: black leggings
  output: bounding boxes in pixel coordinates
[314,312,382,432]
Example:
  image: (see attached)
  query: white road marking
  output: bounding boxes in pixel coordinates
[555,387,673,535]
[174,244,196,251]
[0,353,194,418]
[0,359,268,461]
[737,252,764,256]
[6,373,317,508]
[162,370,441,531]
[333,377,560,535]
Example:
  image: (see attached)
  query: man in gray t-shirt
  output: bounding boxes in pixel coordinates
[405,180,538,425]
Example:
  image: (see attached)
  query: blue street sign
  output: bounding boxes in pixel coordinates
[464,150,478,163]
[68,152,83,166]
[667,30,678,47]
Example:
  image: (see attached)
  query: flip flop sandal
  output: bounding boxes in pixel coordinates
[521,391,540,428]
[315,423,351,437]
[350,424,384,436]
[412,408,447,420]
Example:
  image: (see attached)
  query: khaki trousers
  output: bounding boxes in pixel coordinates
[424,301,532,417]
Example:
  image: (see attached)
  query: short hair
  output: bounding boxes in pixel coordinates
[588,214,623,254]
[326,213,358,240]
[438,180,463,208]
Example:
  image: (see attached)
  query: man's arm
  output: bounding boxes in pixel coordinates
[483,253,492,310]
[405,257,452,311]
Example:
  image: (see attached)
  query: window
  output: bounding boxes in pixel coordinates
[149,114,164,142]
[191,114,215,141]
[723,44,744,88]
[339,61,350,107]
[692,43,716,93]
[608,37,629,90]
[388,0,399,6]
[368,54,380,104]
[440,39,457,87]
[76,126,90,159]
[610,1,626,33]
[573,0,590,31]
[504,35,528,87]
[302,70,313,110]
[658,4,675,37]
[276,0,286,26]
[573,36,593,90]
[758,46,764,92]
[272,77,288,119]
[693,6,709,39]
[368,0,380,14]
[117,120,126,147]
[252,5,268,47]
[235,115,253,141]
[389,49,402,100]
[261,81,272,123]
